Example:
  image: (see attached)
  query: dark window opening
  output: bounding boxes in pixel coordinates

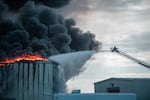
[106,83,120,93]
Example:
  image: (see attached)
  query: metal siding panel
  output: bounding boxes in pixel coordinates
[29,63,34,100]
[39,63,44,100]
[33,63,39,100]
[8,64,13,92]
[3,66,7,93]
[44,63,53,100]
[48,64,53,100]
[18,63,24,100]
[0,62,54,100]
[0,67,1,86]
[12,63,19,99]
[23,63,29,100]
[44,63,49,100]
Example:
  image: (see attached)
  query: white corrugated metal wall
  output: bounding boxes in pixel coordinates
[0,62,54,100]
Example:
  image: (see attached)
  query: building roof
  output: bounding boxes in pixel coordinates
[94,77,150,84]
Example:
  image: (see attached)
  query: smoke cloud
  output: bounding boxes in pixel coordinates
[0,1,100,59]
[3,0,71,11]
[0,0,101,94]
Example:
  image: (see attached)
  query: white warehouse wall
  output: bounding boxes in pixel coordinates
[94,78,150,100]
[0,62,54,100]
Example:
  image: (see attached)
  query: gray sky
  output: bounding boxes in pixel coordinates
[59,0,150,93]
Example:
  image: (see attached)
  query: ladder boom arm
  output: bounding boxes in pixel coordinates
[111,46,150,69]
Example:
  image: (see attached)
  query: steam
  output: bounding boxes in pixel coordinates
[50,51,94,81]
[0,0,101,94]
[50,51,95,93]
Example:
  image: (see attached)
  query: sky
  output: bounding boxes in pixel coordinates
[59,0,150,93]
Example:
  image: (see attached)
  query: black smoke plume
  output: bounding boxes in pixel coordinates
[0,1,100,59]
[3,0,70,11]
[0,0,100,95]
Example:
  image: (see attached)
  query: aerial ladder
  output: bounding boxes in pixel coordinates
[97,46,150,93]
[110,46,150,69]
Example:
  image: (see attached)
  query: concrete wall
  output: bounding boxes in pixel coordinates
[94,78,150,100]
[0,62,54,100]
[54,93,136,100]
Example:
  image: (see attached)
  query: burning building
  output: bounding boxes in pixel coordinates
[0,51,94,100]
[0,62,54,100]
[0,53,55,100]
[0,0,100,100]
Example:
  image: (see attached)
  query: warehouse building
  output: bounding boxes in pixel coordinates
[0,62,55,100]
[94,78,150,100]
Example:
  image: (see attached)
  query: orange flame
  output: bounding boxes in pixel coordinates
[0,53,48,67]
